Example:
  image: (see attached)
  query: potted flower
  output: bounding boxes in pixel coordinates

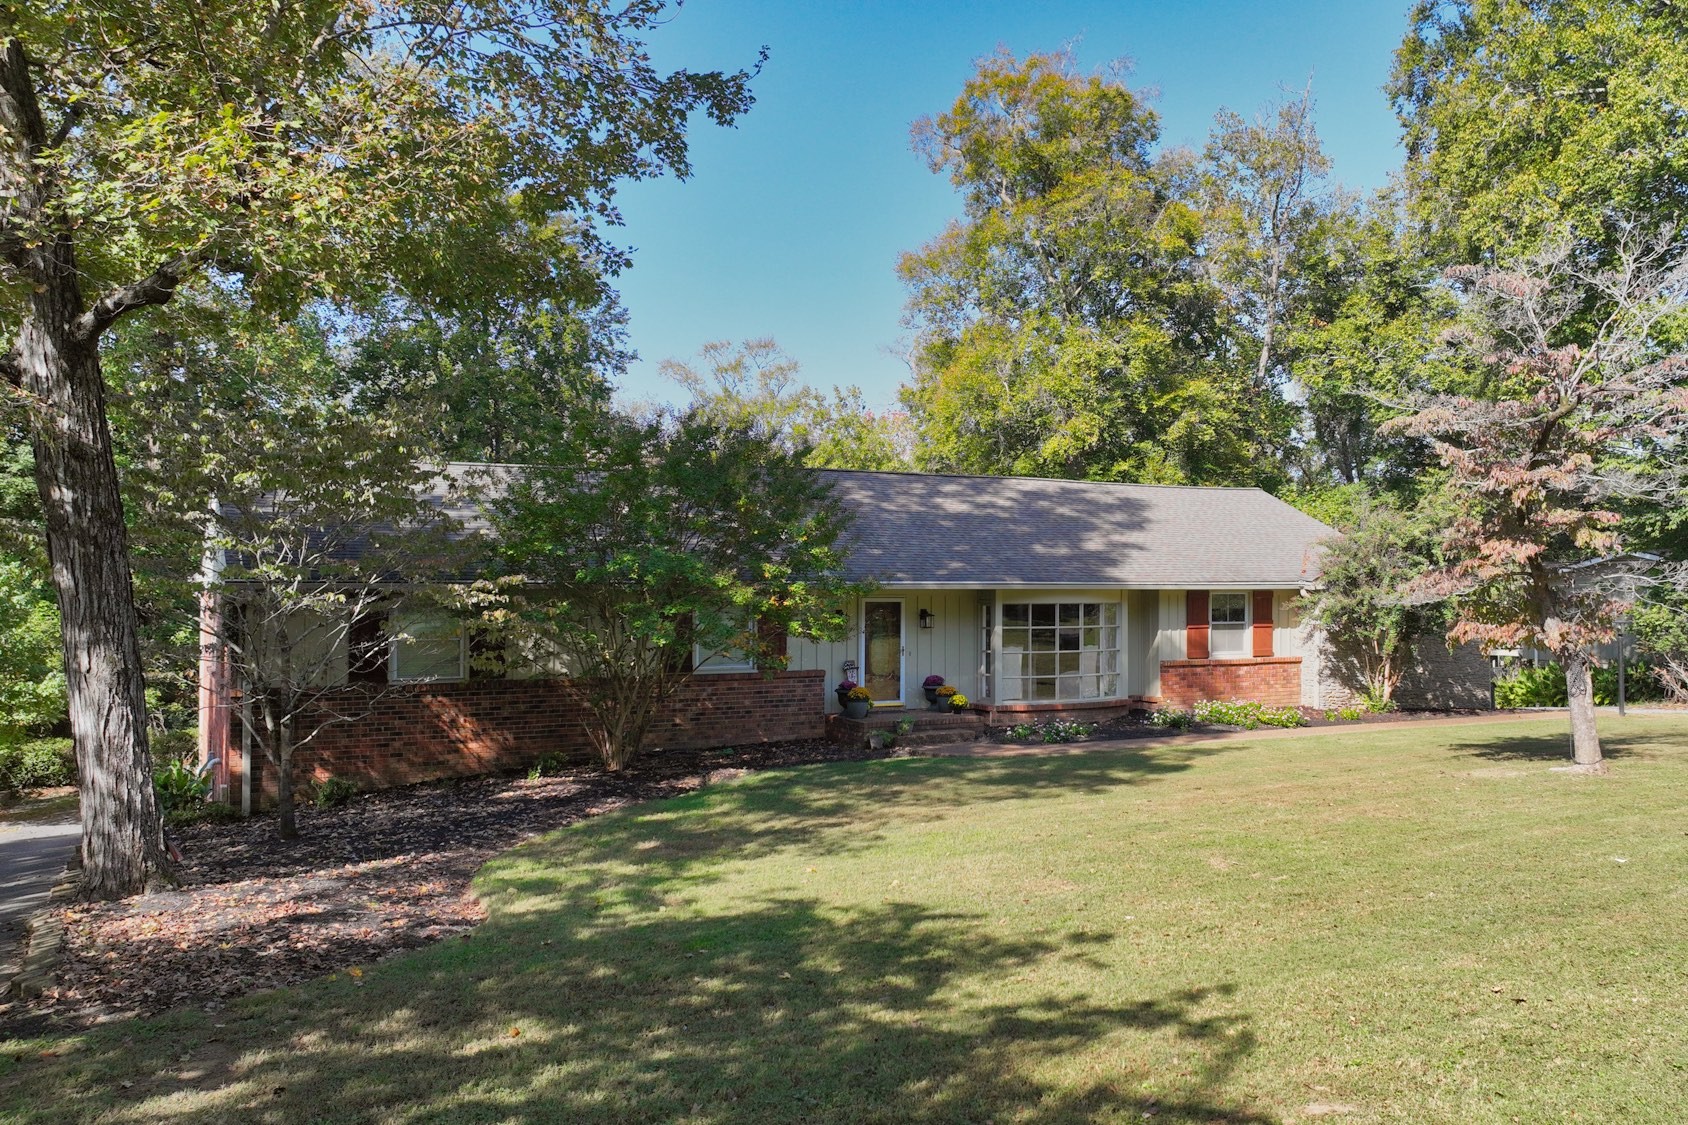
[934,684,958,711]
[835,679,860,708]
[922,674,946,708]
[843,685,873,720]
[947,691,969,712]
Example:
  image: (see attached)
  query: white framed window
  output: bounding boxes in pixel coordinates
[1209,592,1250,657]
[997,600,1121,701]
[693,614,758,673]
[389,612,467,682]
[693,642,757,673]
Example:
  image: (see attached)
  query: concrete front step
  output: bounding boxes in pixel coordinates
[828,708,987,747]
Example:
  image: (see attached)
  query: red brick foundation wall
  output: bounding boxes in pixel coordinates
[978,699,1144,727]
[228,670,825,803]
[1158,658,1302,709]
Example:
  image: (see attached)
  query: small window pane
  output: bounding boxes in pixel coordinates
[1031,604,1057,627]
[1058,628,1080,651]
[1082,604,1100,626]
[1059,603,1080,626]
[1031,629,1056,652]
[1002,627,1029,651]
[1031,652,1057,677]
[1032,677,1057,700]
[392,615,464,682]
[1004,603,1029,626]
[1102,603,1119,626]
[1211,592,1248,625]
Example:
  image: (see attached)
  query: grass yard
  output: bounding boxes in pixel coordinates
[2,714,1686,1123]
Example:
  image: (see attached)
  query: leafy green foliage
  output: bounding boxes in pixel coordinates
[314,778,359,810]
[5,0,764,320]
[0,736,75,796]
[898,49,1279,486]
[488,409,859,770]
[1326,705,1368,722]
[1191,699,1307,730]
[527,753,571,780]
[1148,708,1195,731]
[1632,591,1688,703]
[0,560,66,735]
[152,758,210,813]
[1002,719,1097,744]
[663,339,911,471]
[1296,499,1440,706]
[1392,0,1688,264]
[1494,661,1663,708]
[340,302,622,463]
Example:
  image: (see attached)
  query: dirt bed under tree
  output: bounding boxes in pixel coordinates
[0,739,893,1034]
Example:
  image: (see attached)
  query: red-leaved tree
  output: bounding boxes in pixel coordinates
[1392,232,1688,772]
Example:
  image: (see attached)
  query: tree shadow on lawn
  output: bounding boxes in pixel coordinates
[480,743,1240,914]
[1449,723,1682,764]
[6,894,1270,1125]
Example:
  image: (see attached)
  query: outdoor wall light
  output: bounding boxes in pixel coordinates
[918,609,935,630]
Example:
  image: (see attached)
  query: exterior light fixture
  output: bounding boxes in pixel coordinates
[918,609,935,630]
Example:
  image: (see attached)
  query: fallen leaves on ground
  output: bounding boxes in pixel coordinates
[2,739,888,1032]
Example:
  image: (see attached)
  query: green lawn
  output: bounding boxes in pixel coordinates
[3,715,1687,1124]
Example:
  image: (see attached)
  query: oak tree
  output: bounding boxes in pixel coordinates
[0,1,758,895]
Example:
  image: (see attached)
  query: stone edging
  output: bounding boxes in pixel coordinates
[3,850,80,1001]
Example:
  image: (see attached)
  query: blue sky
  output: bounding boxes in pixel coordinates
[610,1,1412,410]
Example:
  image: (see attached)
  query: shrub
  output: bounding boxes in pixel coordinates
[0,736,76,796]
[1492,663,1567,708]
[1002,719,1095,743]
[1149,708,1194,731]
[1326,705,1367,722]
[153,757,211,813]
[922,675,945,689]
[1359,689,1398,714]
[528,752,570,780]
[1494,661,1664,709]
[149,727,199,764]
[846,686,873,702]
[314,777,359,809]
[1192,699,1307,730]
[165,800,242,828]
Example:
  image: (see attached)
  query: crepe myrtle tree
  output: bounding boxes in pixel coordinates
[0,1,759,896]
[1391,231,1688,772]
[198,407,467,839]
[486,409,859,771]
[1297,499,1440,710]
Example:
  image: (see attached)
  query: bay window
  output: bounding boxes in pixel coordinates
[997,600,1121,701]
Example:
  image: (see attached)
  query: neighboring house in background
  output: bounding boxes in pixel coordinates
[197,467,1492,806]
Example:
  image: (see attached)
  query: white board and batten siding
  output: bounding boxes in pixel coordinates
[787,591,989,712]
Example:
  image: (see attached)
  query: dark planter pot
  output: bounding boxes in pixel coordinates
[844,699,871,720]
[835,689,852,709]
[924,686,942,709]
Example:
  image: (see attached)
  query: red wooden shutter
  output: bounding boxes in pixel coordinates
[1251,590,1275,657]
[1185,590,1210,660]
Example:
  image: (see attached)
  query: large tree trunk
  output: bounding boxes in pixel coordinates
[19,264,173,896]
[1561,651,1606,774]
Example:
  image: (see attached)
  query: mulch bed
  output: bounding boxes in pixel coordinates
[0,739,892,1035]
[989,707,1496,745]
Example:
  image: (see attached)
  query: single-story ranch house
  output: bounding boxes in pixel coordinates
[198,468,1492,807]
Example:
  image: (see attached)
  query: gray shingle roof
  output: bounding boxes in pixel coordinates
[819,470,1332,589]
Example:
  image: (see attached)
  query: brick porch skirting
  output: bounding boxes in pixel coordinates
[228,670,825,803]
[1158,658,1302,709]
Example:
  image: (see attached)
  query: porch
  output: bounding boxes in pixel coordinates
[826,705,987,749]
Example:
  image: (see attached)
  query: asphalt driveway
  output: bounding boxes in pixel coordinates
[0,814,80,959]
